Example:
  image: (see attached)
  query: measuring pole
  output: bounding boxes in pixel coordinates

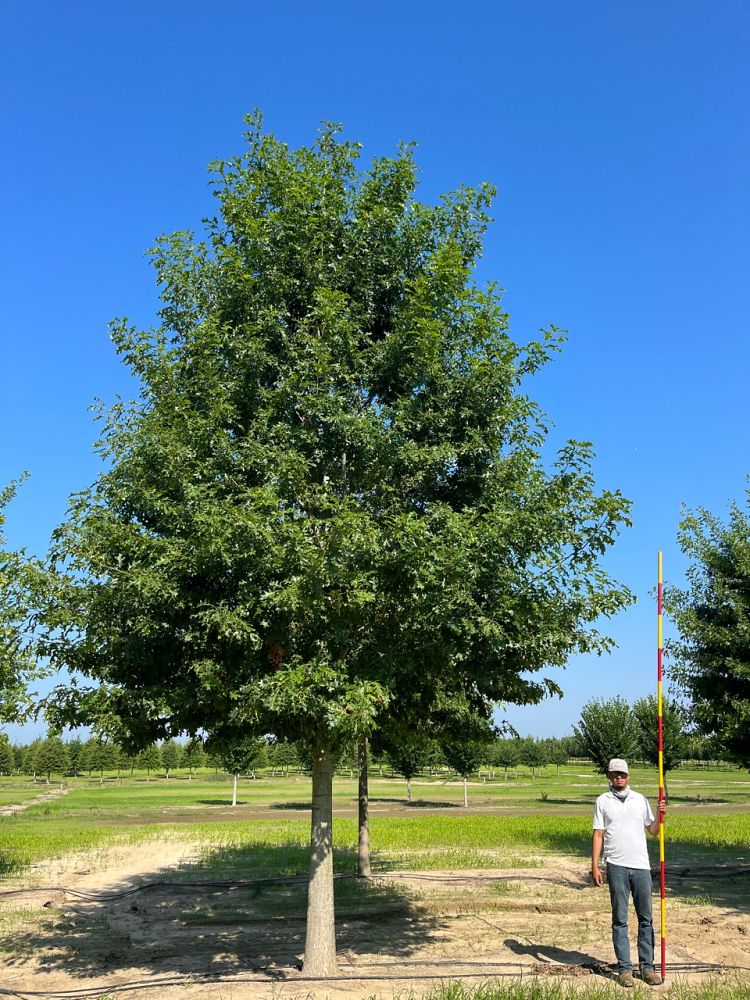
[657,551,666,979]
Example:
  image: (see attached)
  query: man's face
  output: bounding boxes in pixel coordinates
[608,769,629,789]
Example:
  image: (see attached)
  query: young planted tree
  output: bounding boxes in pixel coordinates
[666,493,750,769]
[79,738,118,782]
[33,736,70,782]
[574,697,640,774]
[213,736,268,806]
[161,739,181,778]
[66,738,84,777]
[39,115,632,974]
[633,695,689,777]
[0,736,15,775]
[442,737,488,806]
[518,737,549,779]
[181,737,206,777]
[492,738,520,780]
[385,739,428,804]
[543,737,569,776]
[137,744,161,778]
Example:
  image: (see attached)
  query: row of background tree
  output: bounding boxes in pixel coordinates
[0,695,731,783]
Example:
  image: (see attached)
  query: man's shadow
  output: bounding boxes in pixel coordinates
[504,937,611,977]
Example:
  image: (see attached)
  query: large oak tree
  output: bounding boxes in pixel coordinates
[40,114,632,974]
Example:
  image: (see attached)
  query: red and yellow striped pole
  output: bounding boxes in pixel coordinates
[657,551,666,978]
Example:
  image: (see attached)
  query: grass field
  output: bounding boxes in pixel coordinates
[1,765,748,877]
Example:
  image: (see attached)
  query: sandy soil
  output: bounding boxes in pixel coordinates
[0,838,748,999]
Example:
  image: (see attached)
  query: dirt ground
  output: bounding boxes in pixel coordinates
[1,836,748,999]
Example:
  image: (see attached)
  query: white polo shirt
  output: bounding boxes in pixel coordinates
[592,788,655,870]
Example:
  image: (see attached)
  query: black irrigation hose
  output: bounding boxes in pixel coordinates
[1,864,749,903]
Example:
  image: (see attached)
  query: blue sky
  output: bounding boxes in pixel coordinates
[2,2,748,742]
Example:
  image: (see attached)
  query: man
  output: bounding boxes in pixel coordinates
[592,758,667,988]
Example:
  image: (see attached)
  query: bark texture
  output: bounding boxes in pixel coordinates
[303,745,337,975]
[232,773,238,807]
[357,738,371,877]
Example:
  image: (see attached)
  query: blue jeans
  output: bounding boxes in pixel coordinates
[606,863,655,974]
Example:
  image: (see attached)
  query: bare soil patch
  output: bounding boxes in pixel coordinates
[0,838,748,999]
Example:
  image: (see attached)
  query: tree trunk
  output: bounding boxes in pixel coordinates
[303,745,337,976]
[463,775,468,808]
[232,773,238,807]
[357,738,371,878]
[406,776,411,803]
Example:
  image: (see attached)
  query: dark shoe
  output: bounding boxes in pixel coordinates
[618,972,635,988]
[643,971,663,986]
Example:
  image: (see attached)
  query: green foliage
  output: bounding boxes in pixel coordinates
[267,739,300,774]
[78,738,119,776]
[490,738,520,773]
[0,735,14,774]
[633,695,689,773]
[573,697,640,774]
[39,114,633,754]
[517,736,549,776]
[31,736,70,780]
[137,744,161,774]
[180,737,206,772]
[214,735,268,776]
[160,739,181,775]
[666,491,750,769]
[385,739,429,781]
[442,738,487,778]
[66,738,84,775]
[542,737,569,769]
[0,479,45,723]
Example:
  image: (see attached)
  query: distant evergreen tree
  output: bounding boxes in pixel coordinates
[34,737,70,782]
[24,739,42,776]
[66,738,83,776]
[181,737,206,777]
[137,744,161,777]
[0,737,14,774]
[161,739,181,778]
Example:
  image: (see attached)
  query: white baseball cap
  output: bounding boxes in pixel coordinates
[608,758,629,774]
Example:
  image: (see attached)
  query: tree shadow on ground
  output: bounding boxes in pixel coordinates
[407,799,460,809]
[197,799,263,806]
[538,798,591,806]
[0,842,443,980]
[268,801,312,810]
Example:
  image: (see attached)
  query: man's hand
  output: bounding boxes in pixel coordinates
[592,864,604,886]
[648,799,668,836]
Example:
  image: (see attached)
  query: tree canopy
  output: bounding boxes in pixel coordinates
[573,697,640,774]
[0,480,43,723]
[39,113,633,973]
[666,492,750,769]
